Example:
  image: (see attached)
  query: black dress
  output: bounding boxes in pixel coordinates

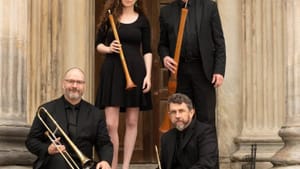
[95,14,152,112]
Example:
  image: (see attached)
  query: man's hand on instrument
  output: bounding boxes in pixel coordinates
[212,74,224,88]
[163,56,177,74]
[96,161,111,169]
[47,137,66,155]
[142,75,151,93]
[109,40,121,54]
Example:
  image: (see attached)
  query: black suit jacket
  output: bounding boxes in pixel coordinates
[160,119,218,169]
[158,0,226,81]
[25,96,113,169]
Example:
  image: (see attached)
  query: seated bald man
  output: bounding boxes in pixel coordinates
[26,67,113,169]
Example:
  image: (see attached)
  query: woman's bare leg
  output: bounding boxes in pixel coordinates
[105,106,120,169]
[122,107,139,169]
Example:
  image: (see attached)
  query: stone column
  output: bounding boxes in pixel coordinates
[0,0,95,167]
[231,0,286,168]
[0,0,28,126]
[28,0,65,122]
[0,0,34,166]
[215,0,243,168]
[61,0,95,101]
[28,0,95,121]
[270,0,300,168]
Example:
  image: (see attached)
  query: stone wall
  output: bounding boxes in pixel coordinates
[0,0,94,167]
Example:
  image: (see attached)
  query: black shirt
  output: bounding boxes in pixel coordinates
[172,122,192,169]
[63,97,81,140]
[63,97,81,159]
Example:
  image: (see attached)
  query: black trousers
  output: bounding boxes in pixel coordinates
[42,154,71,169]
[42,154,88,169]
[177,61,216,126]
[177,61,219,169]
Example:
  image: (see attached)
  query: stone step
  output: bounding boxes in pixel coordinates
[118,164,158,169]
[0,164,158,169]
[118,164,157,169]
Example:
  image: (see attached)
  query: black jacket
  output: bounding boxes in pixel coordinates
[158,0,226,81]
[160,118,218,169]
[25,96,113,169]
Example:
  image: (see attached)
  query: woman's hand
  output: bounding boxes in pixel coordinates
[142,75,151,93]
[109,40,121,53]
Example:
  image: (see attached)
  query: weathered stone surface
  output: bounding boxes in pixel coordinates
[0,125,35,166]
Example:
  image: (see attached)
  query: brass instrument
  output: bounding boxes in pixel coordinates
[159,1,189,133]
[37,107,95,169]
[107,9,137,90]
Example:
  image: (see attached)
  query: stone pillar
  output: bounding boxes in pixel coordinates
[0,0,95,167]
[28,0,65,122]
[231,0,286,168]
[215,0,243,168]
[28,0,95,122]
[0,0,34,166]
[270,0,300,168]
[61,0,95,101]
[0,0,28,126]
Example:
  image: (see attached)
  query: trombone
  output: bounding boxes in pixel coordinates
[37,107,95,169]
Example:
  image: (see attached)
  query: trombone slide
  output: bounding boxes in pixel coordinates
[37,107,95,169]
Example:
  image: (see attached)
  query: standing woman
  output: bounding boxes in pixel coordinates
[95,0,152,169]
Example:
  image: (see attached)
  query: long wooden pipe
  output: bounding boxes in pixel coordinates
[155,145,162,169]
[108,10,136,90]
[159,2,189,133]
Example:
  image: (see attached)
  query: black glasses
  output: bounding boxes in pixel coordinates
[64,79,85,85]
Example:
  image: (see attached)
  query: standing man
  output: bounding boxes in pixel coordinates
[158,0,226,127]
[26,67,113,169]
[159,93,218,169]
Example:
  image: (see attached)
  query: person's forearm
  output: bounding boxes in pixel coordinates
[144,53,152,77]
[96,43,112,54]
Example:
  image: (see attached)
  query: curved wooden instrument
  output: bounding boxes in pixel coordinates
[159,3,189,133]
[108,10,136,90]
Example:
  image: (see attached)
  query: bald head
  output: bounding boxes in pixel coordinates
[64,67,85,81]
[62,67,86,105]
